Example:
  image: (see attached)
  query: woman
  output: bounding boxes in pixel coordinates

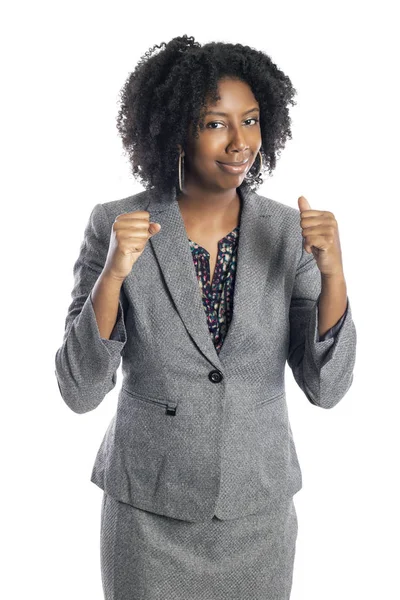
[55,35,356,599]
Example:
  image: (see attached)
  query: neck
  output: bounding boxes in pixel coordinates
[177,180,241,229]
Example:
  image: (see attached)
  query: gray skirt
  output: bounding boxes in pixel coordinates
[100,492,298,600]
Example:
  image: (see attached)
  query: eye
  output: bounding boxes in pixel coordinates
[206,122,224,129]
[206,118,260,129]
[245,118,260,126]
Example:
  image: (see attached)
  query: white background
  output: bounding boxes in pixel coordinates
[1,1,399,598]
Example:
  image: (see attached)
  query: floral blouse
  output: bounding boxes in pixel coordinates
[188,226,347,355]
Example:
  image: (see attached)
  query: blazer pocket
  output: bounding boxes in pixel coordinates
[256,392,286,408]
[121,386,178,416]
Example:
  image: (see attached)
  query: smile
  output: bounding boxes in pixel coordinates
[216,159,249,174]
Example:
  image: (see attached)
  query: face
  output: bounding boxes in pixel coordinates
[180,78,262,191]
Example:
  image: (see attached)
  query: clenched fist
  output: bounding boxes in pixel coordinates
[103,211,161,281]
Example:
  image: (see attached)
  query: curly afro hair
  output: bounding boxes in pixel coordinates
[116,35,298,196]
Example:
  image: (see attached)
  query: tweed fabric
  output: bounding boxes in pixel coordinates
[187,226,346,351]
[54,179,357,523]
[108,226,346,348]
[55,180,356,598]
[100,491,298,600]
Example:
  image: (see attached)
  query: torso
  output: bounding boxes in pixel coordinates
[178,193,241,284]
[184,223,238,284]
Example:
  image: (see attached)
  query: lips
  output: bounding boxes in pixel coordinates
[218,159,249,166]
[216,159,249,174]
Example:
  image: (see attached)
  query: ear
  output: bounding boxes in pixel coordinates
[177,144,185,156]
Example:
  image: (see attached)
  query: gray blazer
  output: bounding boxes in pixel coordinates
[54,181,357,523]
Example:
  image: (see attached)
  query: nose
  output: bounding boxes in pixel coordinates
[227,125,249,152]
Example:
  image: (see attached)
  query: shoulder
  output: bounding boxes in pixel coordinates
[100,189,152,223]
[83,190,153,243]
[251,189,305,266]
[254,190,301,232]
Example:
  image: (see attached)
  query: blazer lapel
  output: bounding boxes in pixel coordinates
[145,181,274,370]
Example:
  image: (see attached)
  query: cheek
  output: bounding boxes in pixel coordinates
[195,134,222,155]
[191,148,220,171]
[187,134,229,171]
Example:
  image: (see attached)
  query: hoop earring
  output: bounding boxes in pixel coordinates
[245,150,263,180]
[178,150,185,193]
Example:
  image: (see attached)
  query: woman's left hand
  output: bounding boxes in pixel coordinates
[298,196,344,278]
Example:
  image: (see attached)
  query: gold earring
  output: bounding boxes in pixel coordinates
[245,150,263,180]
[178,150,185,193]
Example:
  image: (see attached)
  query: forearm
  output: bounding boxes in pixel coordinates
[91,271,124,339]
[318,273,348,338]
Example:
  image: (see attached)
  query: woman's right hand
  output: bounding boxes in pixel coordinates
[103,210,161,281]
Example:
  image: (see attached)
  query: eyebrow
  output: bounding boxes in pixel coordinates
[204,107,260,117]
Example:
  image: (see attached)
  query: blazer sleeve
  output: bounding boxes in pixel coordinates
[287,246,357,409]
[317,302,348,341]
[54,203,127,414]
